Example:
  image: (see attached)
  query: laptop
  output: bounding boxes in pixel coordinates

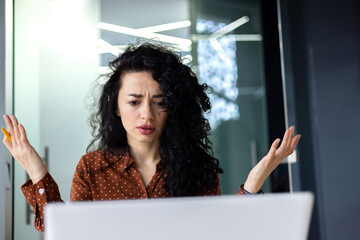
[45,193,314,240]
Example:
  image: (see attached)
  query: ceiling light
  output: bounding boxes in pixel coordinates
[211,16,250,38]
[97,22,192,47]
[138,20,191,33]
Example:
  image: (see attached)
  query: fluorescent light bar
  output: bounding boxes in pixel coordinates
[211,16,250,38]
[231,34,262,41]
[113,44,191,52]
[191,34,262,42]
[98,39,122,56]
[98,22,192,47]
[138,20,191,33]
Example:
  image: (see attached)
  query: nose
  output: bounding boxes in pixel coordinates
[140,101,154,120]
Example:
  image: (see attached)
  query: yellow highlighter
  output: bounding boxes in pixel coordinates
[1,127,12,143]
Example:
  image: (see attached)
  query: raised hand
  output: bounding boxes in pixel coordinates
[244,126,301,193]
[2,115,47,183]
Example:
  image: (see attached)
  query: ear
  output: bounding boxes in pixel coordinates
[116,108,121,117]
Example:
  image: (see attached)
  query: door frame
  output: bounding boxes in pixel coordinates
[3,0,14,239]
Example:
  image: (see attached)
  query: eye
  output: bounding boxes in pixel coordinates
[154,101,166,107]
[129,101,139,106]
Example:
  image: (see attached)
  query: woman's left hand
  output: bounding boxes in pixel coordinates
[243,126,301,193]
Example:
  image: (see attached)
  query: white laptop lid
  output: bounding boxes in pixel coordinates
[45,193,314,240]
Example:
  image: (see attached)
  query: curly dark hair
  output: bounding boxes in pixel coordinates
[88,42,223,196]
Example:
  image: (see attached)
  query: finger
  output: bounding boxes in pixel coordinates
[2,135,13,151]
[19,124,29,144]
[3,115,14,135]
[289,126,294,143]
[11,116,20,140]
[285,126,295,148]
[11,116,20,144]
[284,126,294,152]
[267,138,280,159]
[291,134,301,151]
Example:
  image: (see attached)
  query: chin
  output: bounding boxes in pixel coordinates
[136,135,159,143]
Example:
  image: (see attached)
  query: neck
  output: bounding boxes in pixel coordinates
[127,139,161,166]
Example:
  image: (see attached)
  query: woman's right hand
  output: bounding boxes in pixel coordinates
[2,115,48,183]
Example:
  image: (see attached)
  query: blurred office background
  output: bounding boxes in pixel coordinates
[0,0,359,239]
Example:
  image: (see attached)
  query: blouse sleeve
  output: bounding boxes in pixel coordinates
[70,155,93,202]
[20,155,94,232]
[237,186,246,195]
[21,172,63,232]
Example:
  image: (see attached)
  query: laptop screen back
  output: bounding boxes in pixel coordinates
[45,193,314,240]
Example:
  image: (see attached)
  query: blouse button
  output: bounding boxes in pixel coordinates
[39,188,45,195]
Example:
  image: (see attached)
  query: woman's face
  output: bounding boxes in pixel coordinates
[117,71,168,147]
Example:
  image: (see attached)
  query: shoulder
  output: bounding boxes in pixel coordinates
[76,149,128,173]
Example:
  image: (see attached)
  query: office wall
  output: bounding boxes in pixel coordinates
[281,0,360,239]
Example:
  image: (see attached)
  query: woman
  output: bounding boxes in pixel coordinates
[2,43,301,232]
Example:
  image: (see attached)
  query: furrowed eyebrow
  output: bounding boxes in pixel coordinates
[127,94,164,98]
[128,94,143,98]
[153,94,165,98]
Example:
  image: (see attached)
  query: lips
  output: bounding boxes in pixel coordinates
[137,124,156,135]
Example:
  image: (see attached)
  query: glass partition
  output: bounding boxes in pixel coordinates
[13,0,99,239]
[190,0,270,193]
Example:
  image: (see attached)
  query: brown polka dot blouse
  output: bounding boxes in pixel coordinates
[21,149,245,232]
